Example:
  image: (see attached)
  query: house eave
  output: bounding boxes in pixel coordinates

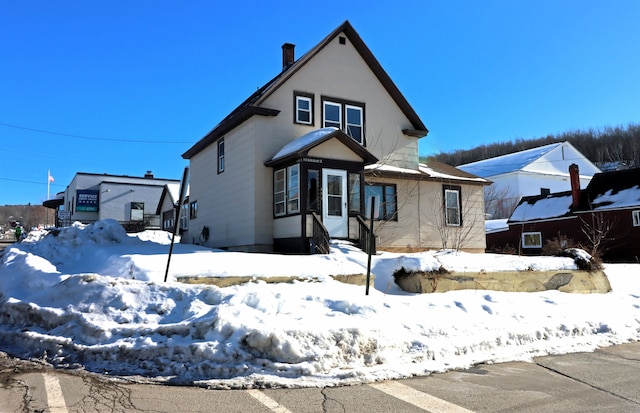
[182,106,280,159]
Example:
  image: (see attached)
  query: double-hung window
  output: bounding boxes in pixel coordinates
[444,185,461,226]
[217,139,225,173]
[295,93,313,125]
[322,98,364,144]
[274,164,300,216]
[323,101,342,129]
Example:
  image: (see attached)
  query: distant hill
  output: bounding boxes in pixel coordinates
[425,123,640,171]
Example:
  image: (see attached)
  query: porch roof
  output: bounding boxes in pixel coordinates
[265,128,378,167]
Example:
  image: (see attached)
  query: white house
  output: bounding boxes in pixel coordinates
[181,21,490,254]
[458,142,601,219]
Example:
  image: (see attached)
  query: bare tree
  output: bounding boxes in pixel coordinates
[579,212,615,259]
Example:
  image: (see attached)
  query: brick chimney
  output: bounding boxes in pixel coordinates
[282,43,295,71]
[569,163,580,208]
[144,170,154,179]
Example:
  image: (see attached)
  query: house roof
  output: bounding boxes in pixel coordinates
[508,167,640,223]
[182,20,428,160]
[458,142,564,178]
[581,167,640,211]
[365,159,490,185]
[264,127,378,167]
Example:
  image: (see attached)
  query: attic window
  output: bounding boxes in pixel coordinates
[339,36,346,45]
[322,97,365,144]
[294,92,314,125]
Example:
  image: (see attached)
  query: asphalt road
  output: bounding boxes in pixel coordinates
[1,342,638,412]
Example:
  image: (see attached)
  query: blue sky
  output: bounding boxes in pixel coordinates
[2,0,639,206]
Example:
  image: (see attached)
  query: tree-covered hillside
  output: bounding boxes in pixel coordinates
[426,123,640,170]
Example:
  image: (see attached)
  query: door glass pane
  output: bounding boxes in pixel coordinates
[348,173,360,213]
[327,174,342,216]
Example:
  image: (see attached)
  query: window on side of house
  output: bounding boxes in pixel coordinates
[345,105,363,144]
[323,101,341,129]
[180,203,189,230]
[217,138,225,173]
[444,186,461,226]
[131,202,144,221]
[322,98,365,144]
[295,92,313,125]
[633,210,640,227]
[189,201,198,219]
[522,232,542,248]
[274,169,286,216]
[364,183,397,221]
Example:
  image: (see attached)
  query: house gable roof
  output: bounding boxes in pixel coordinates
[182,20,428,160]
[264,127,378,167]
[458,142,563,178]
[508,167,640,223]
[580,167,640,211]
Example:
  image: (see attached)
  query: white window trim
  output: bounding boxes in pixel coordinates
[522,232,542,248]
[296,96,312,125]
[445,188,461,226]
[217,139,225,173]
[345,104,363,143]
[274,165,300,216]
[633,210,640,227]
[323,101,342,129]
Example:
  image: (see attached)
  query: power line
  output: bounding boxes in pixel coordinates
[0,121,191,144]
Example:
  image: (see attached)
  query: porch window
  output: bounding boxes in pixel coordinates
[322,97,365,144]
[307,170,319,211]
[444,186,461,226]
[217,138,225,173]
[522,232,542,248]
[365,183,397,220]
[633,210,640,227]
[295,92,313,125]
[348,173,361,213]
[287,165,300,213]
[274,164,300,216]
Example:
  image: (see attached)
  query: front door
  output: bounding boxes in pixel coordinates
[322,169,348,238]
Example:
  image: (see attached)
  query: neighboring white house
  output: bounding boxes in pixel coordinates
[156,183,190,237]
[458,142,601,219]
[181,21,490,254]
[57,171,180,230]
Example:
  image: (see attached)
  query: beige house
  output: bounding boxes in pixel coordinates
[182,21,489,254]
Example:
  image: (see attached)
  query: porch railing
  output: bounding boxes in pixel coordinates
[310,212,330,254]
[356,215,376,255]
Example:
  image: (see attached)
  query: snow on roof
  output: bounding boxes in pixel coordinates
[365,162,487,183]
[458,142,563,178]
[270,127,338,161]
[591,185,640,211]
[485,219,509,233]
[509,192,573,222]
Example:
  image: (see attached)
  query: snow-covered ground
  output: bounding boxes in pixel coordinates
[0,219,638,388]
